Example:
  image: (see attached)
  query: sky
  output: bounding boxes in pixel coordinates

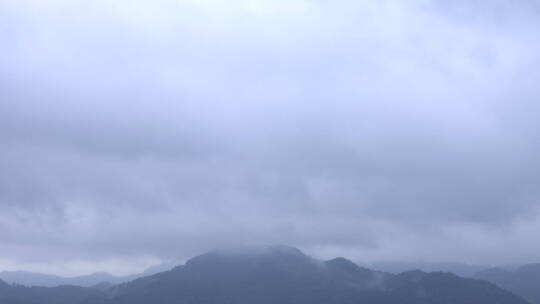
[1,0,540,276]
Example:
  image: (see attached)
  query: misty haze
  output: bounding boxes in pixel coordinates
[2,0,540,303]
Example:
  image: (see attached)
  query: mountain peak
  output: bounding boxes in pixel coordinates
[0,249,531,304]
[185,245,307,266]
[326,257,358,269]
[182,245,312,274]
[265,245,305,256]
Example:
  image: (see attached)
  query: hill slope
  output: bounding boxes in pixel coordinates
[0,246,531,304]
[475,263,540,304]
[102,245,528,304]
[0,263,177,288]
[0,279,103,304]
[0,271,121,288]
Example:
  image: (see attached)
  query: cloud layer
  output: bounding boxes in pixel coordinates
[2,0,540,275]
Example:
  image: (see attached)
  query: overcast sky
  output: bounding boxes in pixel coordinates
[1,0,540,276]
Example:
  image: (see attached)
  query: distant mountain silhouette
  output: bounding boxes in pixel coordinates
[0,246,531,304]
[371,261,488,277]
[475,263,540,304]
[0,271,121,287]
[102,245,528,304]
[0,279,103,304]
[0,262,177,287]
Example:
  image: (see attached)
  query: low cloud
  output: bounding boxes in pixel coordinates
[1,0,540,275]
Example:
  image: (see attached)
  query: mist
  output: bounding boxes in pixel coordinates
[2,0,540,276]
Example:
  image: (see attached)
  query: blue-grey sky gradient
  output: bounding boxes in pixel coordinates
[1,0,540,275]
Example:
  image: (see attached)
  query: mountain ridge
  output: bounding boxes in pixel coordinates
[0,246,532,304]
[0,262,177,288]
[475,263,540,304]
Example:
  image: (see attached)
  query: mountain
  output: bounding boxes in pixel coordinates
[0,271,121,288]
[0,279,103,304]
[0,246,531,304]
[102,245,528,304]
[371,261,488,277]
[475,263,540,304]
[0,263,177,288]
[105,245,385,304]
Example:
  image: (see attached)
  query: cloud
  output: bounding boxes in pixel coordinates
[1,0,540,275]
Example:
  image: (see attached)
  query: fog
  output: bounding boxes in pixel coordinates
[1,0,540,276]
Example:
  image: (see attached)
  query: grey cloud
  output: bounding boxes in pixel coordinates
[1,0,540,275]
